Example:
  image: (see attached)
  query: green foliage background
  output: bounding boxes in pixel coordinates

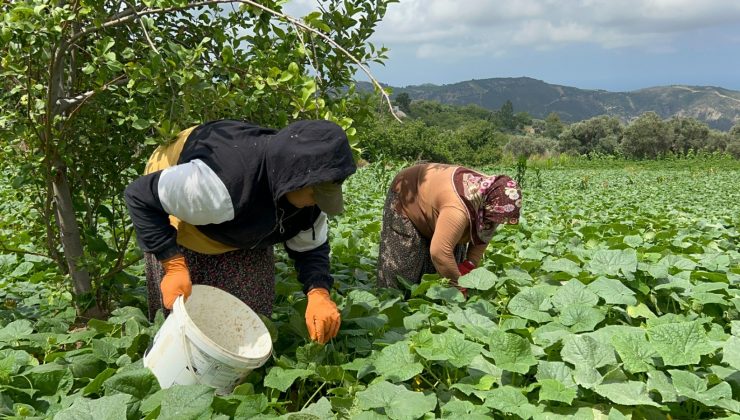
[2,159,740,418]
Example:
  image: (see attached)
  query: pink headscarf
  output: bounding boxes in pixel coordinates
[453,168,521,245]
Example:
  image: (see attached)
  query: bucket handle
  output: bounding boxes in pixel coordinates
[176,295,201,384]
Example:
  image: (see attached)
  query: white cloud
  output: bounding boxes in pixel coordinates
[364,0,740,58]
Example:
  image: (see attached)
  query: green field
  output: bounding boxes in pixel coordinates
[1,159,740,419]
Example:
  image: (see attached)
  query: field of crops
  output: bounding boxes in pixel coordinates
[1,159,739,419]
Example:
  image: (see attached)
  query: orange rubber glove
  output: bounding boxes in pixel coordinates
[305,288,340,344]
[160,255,192,309]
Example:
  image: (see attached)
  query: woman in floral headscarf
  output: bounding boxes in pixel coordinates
[377,163,521,291]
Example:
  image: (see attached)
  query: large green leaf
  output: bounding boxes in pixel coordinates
[561,335,616,370]
[587,277,637,305]
[467,354,503,380]
[413,329,483,368]
[541,257,582,277]
[586,249,637,276]
[647,255,697,278]
[355,381,437,420]
[535,361,576,387]
[538,378,577,404]
[458,268,498,291]
[532,323,572,348]
[373,341,423,383]
[670,369,732,406]
[54,393,131,420]
[507,286,554,323]
[26,363,74,396]
[157,384,214,420]
[446,308,498,342]
[425,285,465,304]
[558,304,605,332]
[722,336,740,370]
[0,319,33,342]
[594,381,660,407]
[487,330,537,374]
[263,367,313,392]
[646,370,677,402]
[647,320,716,366]
[481,386,540,418]
[103,368,160,401]
[550,280,599,310]
[441,397,492,417]
[610,330,656,373]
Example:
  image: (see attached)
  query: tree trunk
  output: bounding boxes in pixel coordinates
[51,157,92,297]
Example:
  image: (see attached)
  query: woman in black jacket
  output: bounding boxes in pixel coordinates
[124,119,356,344]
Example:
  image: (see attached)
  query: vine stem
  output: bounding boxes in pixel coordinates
[301,381,327,410]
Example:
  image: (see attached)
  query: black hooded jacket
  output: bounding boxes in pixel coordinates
[124,119,357,293]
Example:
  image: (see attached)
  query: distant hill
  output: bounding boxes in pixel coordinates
[362,77,740,130]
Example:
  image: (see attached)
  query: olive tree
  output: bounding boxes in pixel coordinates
[0,0,395,314]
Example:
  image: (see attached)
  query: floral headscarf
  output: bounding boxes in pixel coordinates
[453,168,521,245]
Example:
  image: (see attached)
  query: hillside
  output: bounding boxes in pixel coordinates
[370,77,740,130]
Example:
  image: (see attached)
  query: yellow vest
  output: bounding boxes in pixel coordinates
[144,127,237,255]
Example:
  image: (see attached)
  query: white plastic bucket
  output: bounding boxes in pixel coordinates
[144,284,273,394]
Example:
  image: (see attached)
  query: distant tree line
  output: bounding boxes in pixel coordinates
[359,96,740,164]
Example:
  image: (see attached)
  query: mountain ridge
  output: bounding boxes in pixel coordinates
[364,77,740,130]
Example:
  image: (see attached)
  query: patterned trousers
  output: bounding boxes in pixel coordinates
[145,246,275,321]
[377,189,465,288]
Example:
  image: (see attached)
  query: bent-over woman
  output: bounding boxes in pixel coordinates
[377,163,521,289]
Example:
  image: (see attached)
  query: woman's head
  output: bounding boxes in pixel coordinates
[267,120,356,203]
[455,170,521,244]
[284,180,345,215]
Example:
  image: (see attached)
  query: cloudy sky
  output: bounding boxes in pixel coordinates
[284,0,740,92]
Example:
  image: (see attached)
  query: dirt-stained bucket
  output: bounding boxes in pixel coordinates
[144,284,272,394]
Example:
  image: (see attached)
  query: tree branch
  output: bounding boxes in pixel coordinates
[55,75,128,115]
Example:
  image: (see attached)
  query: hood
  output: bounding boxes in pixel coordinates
[266,120,357,201]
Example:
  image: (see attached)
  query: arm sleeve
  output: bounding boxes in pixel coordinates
[124,172,181,261]
[125,159,236,261]
[284,211,333,294]
[429,207,470,281]
[466,244,488,266]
